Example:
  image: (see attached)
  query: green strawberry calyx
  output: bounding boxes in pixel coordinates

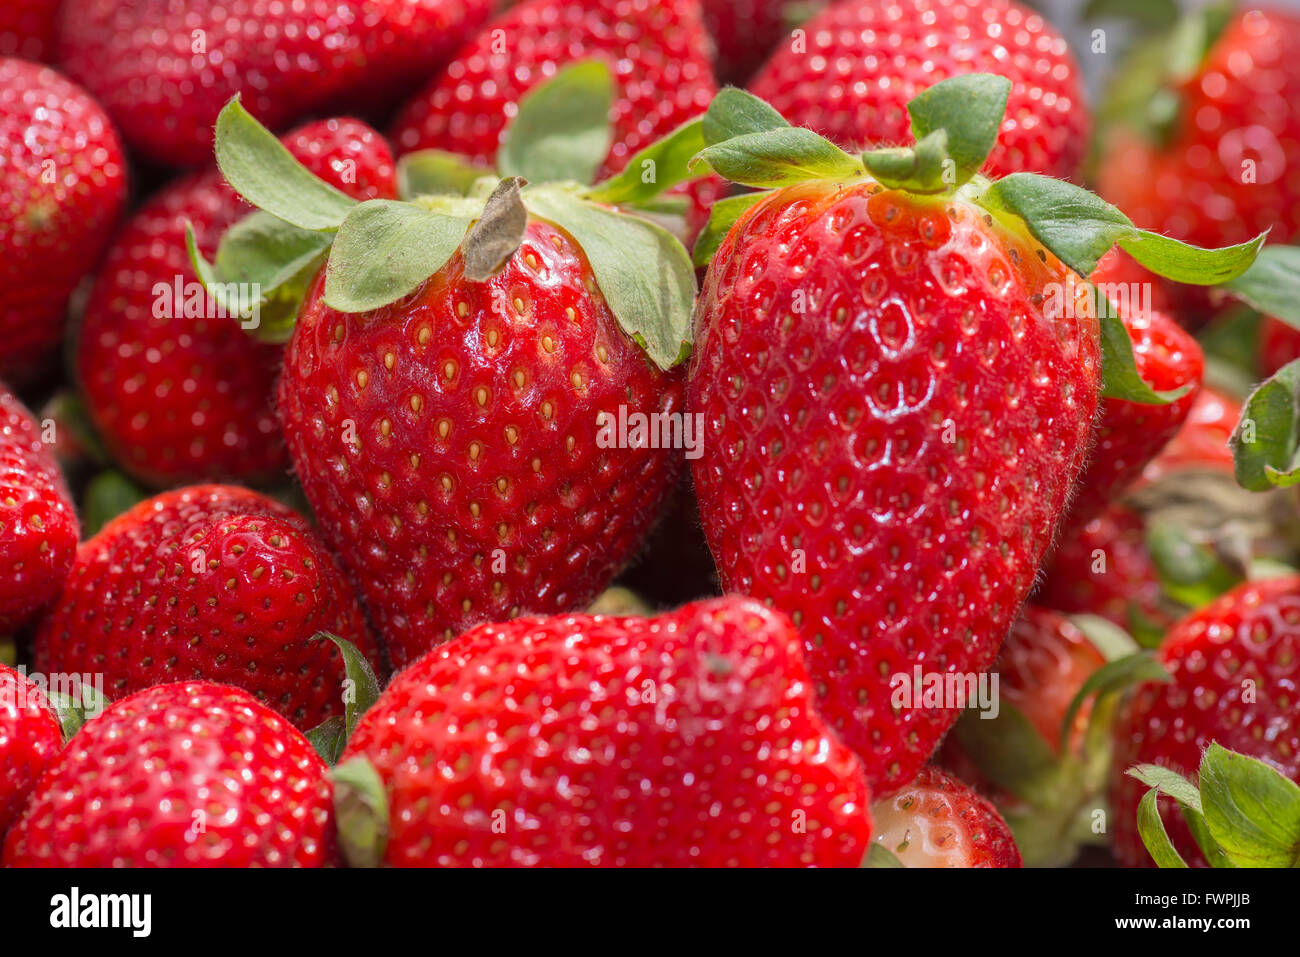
[1129,742,1300,867]
[690,75,1267,406]
[951,616,1168,866]
[188,61,702,371]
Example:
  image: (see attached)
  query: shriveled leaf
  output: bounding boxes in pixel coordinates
[462,177,528,282]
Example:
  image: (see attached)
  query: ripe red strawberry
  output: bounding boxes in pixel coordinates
[389,0,720,235]
[748,0,1089,180]
[55,0,493,168]
[1098,8,1300,253]
[1259,316,1300,376]
[34,485,379,730]
[0,384,79,633]
[0,663,62,839]
[1037,505,1172,633]
[281,221,685,668]
[870,766,1021,867]
[3,681,336,867]
[1111,575,1300,867]
[1,58,127,387]
[1139,385,1239,482]
[336,596,873,867]
[0,0,60,61]
[1062,268,1204,526]
[702,0,819,85]
[76,117,397,487]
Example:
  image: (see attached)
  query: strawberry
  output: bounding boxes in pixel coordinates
[748,0,1090,180]
[701,0,820,86]
[76,117,397,487]
[1259,315,1300,377]
[686,78,1259,791]
[333,596,873,867]
[0,663,62,839]
[34,485,379,730]
[389,0,720,236]
[1111,575,1300,866]
[55,0,493,168]
[0,0,60,61]
[3,681,336,867]
[0,383,79,633]
[1140,384,1240,483]
[201,70,702,667]
[869,766,1021,867]
[1,58,127,388]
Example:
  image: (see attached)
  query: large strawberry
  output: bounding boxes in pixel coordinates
[76,116,397,487]
[687,77,1266,790]
[34,485,378,730]
[333,596,873,867]
[0,384,79,633]
[389,0,720,236]
[0,663,62,839]
[55,0,493,167]
[0,0,60,61]
[1111,575,1300,866]
[199,69,702,667]
[748,0,1089,180]
[3,682,336,867]
[869,765,1021,868]
[1,58,127,387]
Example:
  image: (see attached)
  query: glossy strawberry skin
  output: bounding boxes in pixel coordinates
[1063,303,1203,527]
[1,58,127,387]
[872,766,1021,867]
[56,0,493,168]
[34,485,378,730]
[390,0,720,235]
[280,220,685,669]
[76,118,397,487]
[0,663,63,839]
[3,682,336,867]
[689,179,1100,791]
[1111,576,1300,867]
[749,0,1089,180]
[1098,9,1300,254]
[0,385,79,633]
[0,1,60,61]
[341,596,873,867]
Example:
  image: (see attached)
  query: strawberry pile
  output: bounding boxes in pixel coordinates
[2,0,1300,871]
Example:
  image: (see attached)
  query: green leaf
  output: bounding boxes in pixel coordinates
[314,632,382,744]
[1098,296,1190,405]
[1223,244,1300,324]
[701,87,789,145]
[1230,358,1300,491]
[1146,520,1242,605]
[83,471,147,537]
[213,96,357,231]
[1118,229,1265,285]
[906,73,1011,186]
[461,177,529,282]
[863,842,906,868]
[1136,786,1190,867]
[1127,763,1203,812]
[696,128,863,189]
[1199,743,1300,867]
[1081,0,1180,30]
[188,213,332,343]
[524,186,696,370]
[1058,652,1169,754]
[952,701,1061,806]
[47,682,108,742]
[586,118,707,206]
[982,173,1136,277]
[1181,801,1235,868]
[305,715,346,765]
[1066,614,1139,662]
[323,198,479,313]
[498,60,615,187]
[861,130,953,194]
[692,189,773,267]
[331,756,389,868]
[398,150,494,200]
